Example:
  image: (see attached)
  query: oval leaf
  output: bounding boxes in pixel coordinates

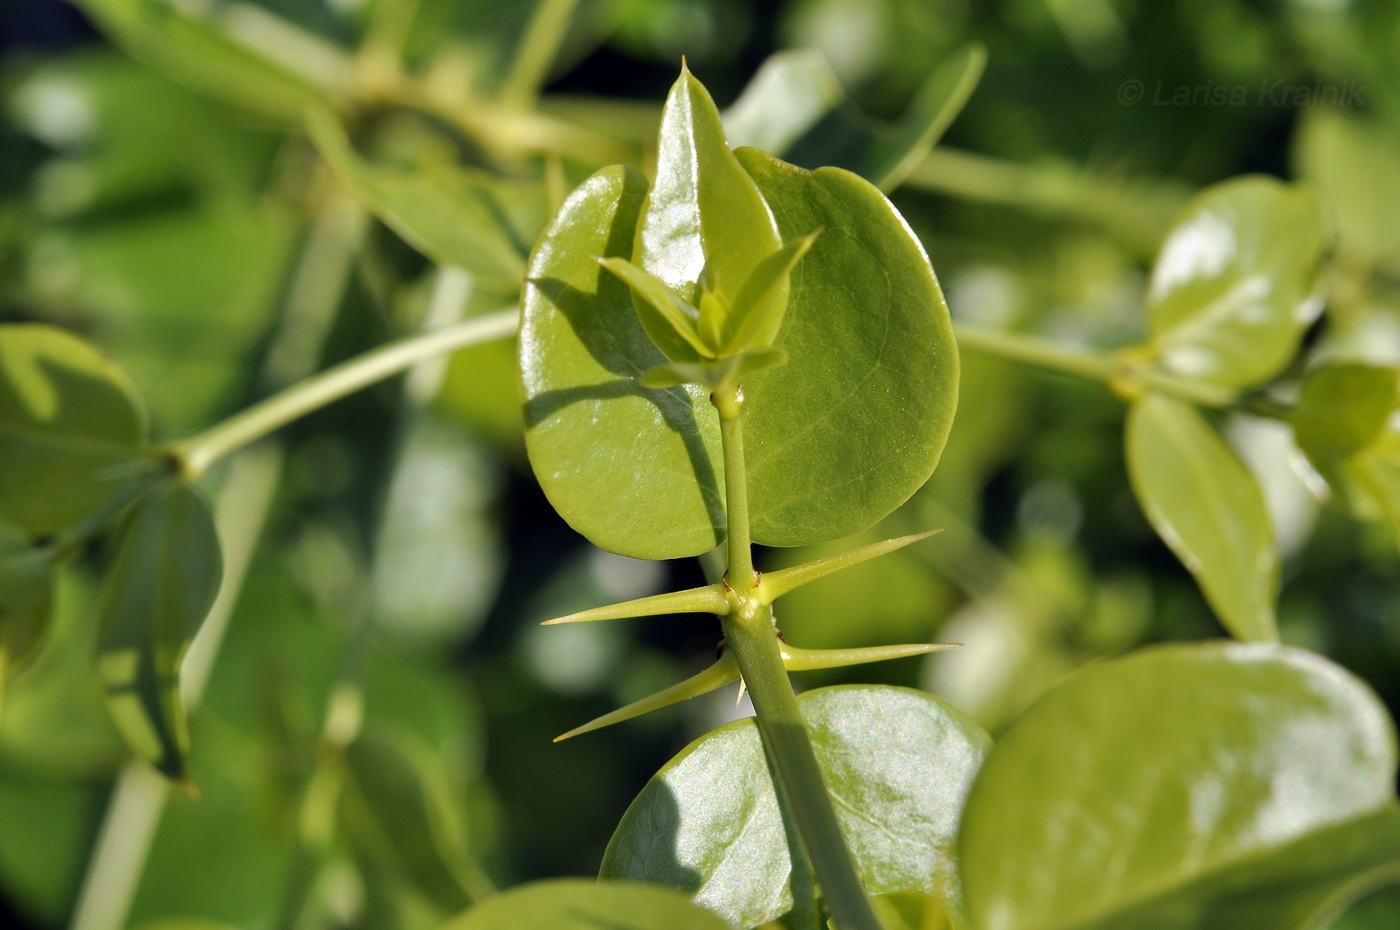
[96,480,223,781]
[520,165,727,558]
[340,728,488,912]
[600,685,991,929]
[443,879,732,930]
[1126,395,1277,642]
[738,148,959,547]
[958,642,1399,930]
[0,324,147,537]
[1146,176,1327,389]
[1292,363,1400,464]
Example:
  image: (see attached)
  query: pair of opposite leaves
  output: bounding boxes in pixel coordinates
[519,66,959,560]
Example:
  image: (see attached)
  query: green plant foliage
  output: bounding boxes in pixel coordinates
[1293,364,1400,465]
[1144,176,1327,390]
[736,147,959,546]
[601,686,990,928]
[95,480,223,781]
[1293,109,1400,273]
[72,0,345,122]
[958,643,1399,930]
[309,108,546,293]
[520,164,727,558]
[442,878,732,930]
[0,324,149,538]
[724,44,987,192]
[340,728,488,913]
[1126,395,1277,642]
[0,526,54,695]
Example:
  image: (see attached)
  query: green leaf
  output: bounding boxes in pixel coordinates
[958,642,1400,930]
[729,45,987,193]
[341,728,488,912]
[73,0,346,123]
[520,165,727,559]
[0,324,148,537]
[737,148,960,547]
[1145,176,1327,389]
[598,257,710,359]
[0,527,54,700]
[1293,109,1400,274]
[442,878,732,930]
[639,347,789,391]
[723,230,820,354]
[600,685,991,929]
[635,65,783,333]
[1292,363,1400,464]
[1126,395,1277,642]
[96,480,223,781]
[308,108,543,291]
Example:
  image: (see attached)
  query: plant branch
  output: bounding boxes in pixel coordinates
[953,326,1239,408]
[500,0,582,109]
[168,308,518,480]
[711,381,880,930]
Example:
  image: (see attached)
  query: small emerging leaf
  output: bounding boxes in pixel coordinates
[598,257,711,360]
[1126,395,1278,642]
[723,230,821,354]
[96,480,223,781]
[639,346,789,390]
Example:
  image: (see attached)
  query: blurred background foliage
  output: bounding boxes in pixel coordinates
[1,0,1400,927]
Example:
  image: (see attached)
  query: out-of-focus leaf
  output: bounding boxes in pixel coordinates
[341,728,489,913]
[1293,109,1400,274]
[1145,176,1327,389]
[601,685,990,928]
[0,324,148,537]
[0,526,54,696]
[72,0,347,123]
[0,776,105,926]
[959,642,1400,930]
[1126,394,1277,642]
[727,45,986,193]
[1292,364,1400,464]
[96,480,223,781]
[722,49,844,156]
[370,415,501,652]
[308,108,546,291]
[442,878,732,930]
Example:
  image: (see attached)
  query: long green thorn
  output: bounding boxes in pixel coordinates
[542,582,729,625]
[757,530,941,604]
[778,640,960,671]
[554,653,741,741]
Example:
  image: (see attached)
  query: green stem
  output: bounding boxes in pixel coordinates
[953,326,1239,408]
[169,308,518,480]
[499,0,582,109]
[711,383,880,930]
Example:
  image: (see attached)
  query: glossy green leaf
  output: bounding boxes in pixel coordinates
[959,642,1400,930]
[96,480,223,781]
[737,148,959,546]
[0,527,54,699]
[341,728,489,912]
[520,165,726,559]
[1145,176,1327,389]
[1126,395,1277,642]
[1293,109,1400,274]
[73,0,346,123]
[442,879,732,930]
[0,324,148,537]
[600,685,991,929]
[635,65,782,327]
[308,108,542,291]
[1292,364,1400,464]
